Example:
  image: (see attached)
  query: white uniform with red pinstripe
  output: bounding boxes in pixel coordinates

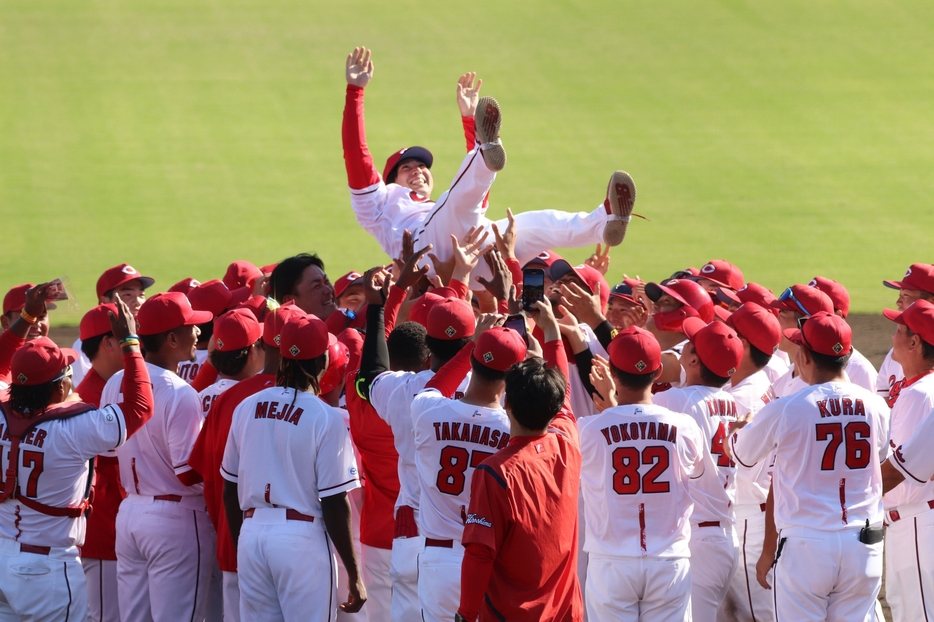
[102,363,215,622]
[731,381,890,621]
[578,403,705,621]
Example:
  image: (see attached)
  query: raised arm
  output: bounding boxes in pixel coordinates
[343,47,380,189]
[0,283,53,379]
[109,297,154,438]
[355,267,392,401]
[456,72,481,150]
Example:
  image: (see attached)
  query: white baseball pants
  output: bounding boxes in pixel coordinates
[690,522,739,622]
[115,495,216,622]
[222,571,241,622]
[773,525,882,621]
[237,510,337,622]
[205,558,225,622]
[361,544,392,622]
[416,541,464,622]
[585,554,692,622]
[885,504,934,622]
[389,535,423,622]
[0,537,88,622]
[82,557,120,622]
[718,506,774,622]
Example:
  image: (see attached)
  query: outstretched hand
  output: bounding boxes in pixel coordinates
[476,247,512,302]
[491,208,517,260]
[447,227,491,284]
[456,72,483,117]
[559,281,605,329]
[346,47,374,88]
[362,266,391,306]
[23,282,53,321]
[589,356,618,412]
[108,296,138,344]
[394,231,433,292]
[584,243,611,276]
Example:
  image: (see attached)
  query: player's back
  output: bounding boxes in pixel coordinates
[411,390,509,541]
[225,386,356,519]
[759,382,889,531]
[579,403,704,557]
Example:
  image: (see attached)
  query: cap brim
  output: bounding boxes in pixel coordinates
[187,310,215,325]
[609,292,641,306]
[883,280,906,290]
[61,348,79,366]
[681,316,707,341]
[713,306,732,322]
[783,328,804,346]
[715,287,741,306]
[228,286,252,309]
[882,308,904,324]
[770,299,794,312]
[548,260,575,283]
[645,282,689,307]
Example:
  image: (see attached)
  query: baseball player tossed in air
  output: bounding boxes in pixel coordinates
[730,311,891,622]
[101,292,217,622]
[342,46,637,286]
[0,291,154,621]
[580,327,705,621]
[221,310,365,621]
[652,317,744,622]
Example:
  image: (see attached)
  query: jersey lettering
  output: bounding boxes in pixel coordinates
[0,424,47,448]
[710,422,735,467]
[202,394,217,414]
[435,445,494,496]
[599,421,678,445]
[816,398,865,418]
[432,422,510,449]
[177,362,200,383]
[22,450,45,498]
[253,401,304,426]
[611,445,672,495]
[815,421,872,470]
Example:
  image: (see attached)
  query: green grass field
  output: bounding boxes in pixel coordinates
[3,0,933,323]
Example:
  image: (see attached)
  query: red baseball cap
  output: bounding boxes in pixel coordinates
[809,276,850,318]
[736,282,777,310]
[79,304,118,341]
[427,298,475,340]
[334,271,364,300]
[168,278,201,294]
[3,284,33,315]
[883,263,934,294]
[473,327,527,372]
[224,261,263,291]
[279,313,329,361]
[883,299,934,346]
[695,260,744,291]
[96,264,154,299]
[137,292,214,336]
[609,279,643,307]
[523,250,564,270]
[713,306,733,322]
[783,311,852,357]
[726,302,782,355]
[214,308,264,352]
[262,302,304,348]
[11,337,78,386]
[770,284,834,317]
[410,292,445,327]
[682,317,744,377]
[260,263,278,275]
[319,334,351,395]
[189,280,251,318]
[550,260,610,309]
[383,146,433,183]
[237,295,273,322]
[325,306,367,334]
[645,279,715,323]
[608,326,661,374]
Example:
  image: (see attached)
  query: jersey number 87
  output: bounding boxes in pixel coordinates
[437,446,494,495]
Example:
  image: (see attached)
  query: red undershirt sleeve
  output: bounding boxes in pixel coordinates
[384,285,407,338]
[462,115,476,151]
[190,359,218,393]
[343,85,381,190]
[544,338,574,414]
[425,342,474,398]
[448,279,471,302]
[0,329,26,381]
[457,542,495,621]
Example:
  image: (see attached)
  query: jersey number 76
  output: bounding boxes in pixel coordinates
[815,422,871,470]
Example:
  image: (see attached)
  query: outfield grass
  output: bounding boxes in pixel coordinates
[2,0,933,323]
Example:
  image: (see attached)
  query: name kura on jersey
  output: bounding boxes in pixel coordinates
[432,422,510,449]
[253,401,304,426]
[705,399,737,418]
[0,424,47,448]
[817,397,866,418]
[599,420,678,446]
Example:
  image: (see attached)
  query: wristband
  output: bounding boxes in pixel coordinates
[19,310,38,324]
[119,335,140,348]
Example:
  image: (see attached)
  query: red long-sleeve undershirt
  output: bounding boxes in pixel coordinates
[425,342,474,398]
[343,86,381,190]
[0,329,26,385]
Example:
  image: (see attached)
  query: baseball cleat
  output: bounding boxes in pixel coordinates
[602,170,637,246]
[475,96,506,172]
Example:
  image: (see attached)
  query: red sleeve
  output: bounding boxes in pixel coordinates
[118,352,155,438]
[190,360,218,393]
[448,279,471,302]
[0,329,26,383]
[462,115,476,152]
[544,339,573,415]
[384,285,407,338]
[457,542,495,621]
[343,85,381,189]
[426,342,474,397]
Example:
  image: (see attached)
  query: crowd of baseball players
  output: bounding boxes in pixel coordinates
[1,46,932,622]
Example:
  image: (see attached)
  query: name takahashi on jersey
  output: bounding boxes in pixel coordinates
[432,421,510,449]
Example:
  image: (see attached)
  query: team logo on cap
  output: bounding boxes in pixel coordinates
[483,352,494,363]
[701,263,716,274]
[635,360,647,371]
[17,373,27,384]
[727,367,737,376]
[122,265,138,275]
[273,334,281,345]
[445,326,456,337]
[537,251,550,260]
[832,343,844,354]
[289,345,300,357]
[808,279,818,287]
[216,339,224,350]
[906,268,913,277]
[188,279,200,288]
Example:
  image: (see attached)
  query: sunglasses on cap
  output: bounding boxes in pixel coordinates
[669,270,695,280]
[795,316,818,352]
[779,287,811,316]
[51,364,73,384]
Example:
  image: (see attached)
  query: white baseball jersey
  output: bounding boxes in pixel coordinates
[102,363,204,497]
[411,389,509,541]
[177,349,209,386]
[846,347,879,393]
[891,405,934,484]
[0,380,7,392]
[0,403,127,548]
[885,374,934,509]
[771,366,807,399]
[763,351,790,384]
[654,385,738,524]
[877,348,903,398]
[221,387,360,515]
[579,404,704,557]
[731,382,890,531]
[569,323,608,419]
[726,370,774,507]
[71,336,92,387]
[198,378,239,416]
